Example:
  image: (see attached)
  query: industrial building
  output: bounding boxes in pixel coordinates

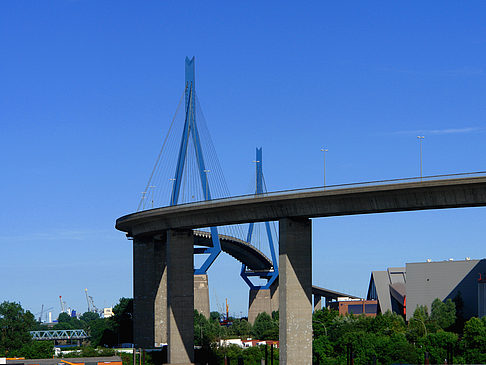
[367,258,486,320]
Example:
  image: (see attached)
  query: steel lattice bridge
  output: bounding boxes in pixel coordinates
[30,329,89,341]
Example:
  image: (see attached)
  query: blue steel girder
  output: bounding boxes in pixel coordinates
[241,147,279,289]
[170,57,221,275]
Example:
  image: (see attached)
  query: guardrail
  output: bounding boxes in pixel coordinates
[30,329,89,340]
[144,171,486,210]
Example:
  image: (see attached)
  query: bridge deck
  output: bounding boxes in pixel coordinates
[117,174,486,237]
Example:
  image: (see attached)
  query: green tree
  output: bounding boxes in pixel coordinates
[89,318,116,347]
[462,317,486,364]
[430,298,456,330]
[110,297,133,344]
[16,341,54,359]
[80,311,100,324]
[0,301,36,356]
[252,312,278,340]
[407,305,430,341]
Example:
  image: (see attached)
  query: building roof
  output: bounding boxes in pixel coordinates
[367,267,405,313]
[312,285,361,300]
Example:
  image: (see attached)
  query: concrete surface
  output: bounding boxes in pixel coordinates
[117,176,486,236]
[167,229,194,364]
[194,274,210,319]
[279,218,312,365]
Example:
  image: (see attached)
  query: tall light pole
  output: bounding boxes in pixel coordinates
[320,147,328,187]
[417,136,425,179]
[204,169,210,200]
[148,185,156,208]
[252,159,260,194]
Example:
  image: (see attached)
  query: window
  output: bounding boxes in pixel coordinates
[347,304,363,314]
[365,303,378,314]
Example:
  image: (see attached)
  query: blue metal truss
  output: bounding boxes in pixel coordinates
[170,57,221,275]
[30,329,88,341]
[240,148,279,289]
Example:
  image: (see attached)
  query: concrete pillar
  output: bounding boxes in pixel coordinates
[279,217,312,365]
[167,229,194,364]
[248,279,279,324]
[314,295,322,312]
[194,274,210,319]
[133,237,167,348]
[248,288,272,324]
[154,239,168,346]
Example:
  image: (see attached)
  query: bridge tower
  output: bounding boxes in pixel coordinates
[170,56,221,318]
[241,148,280,323]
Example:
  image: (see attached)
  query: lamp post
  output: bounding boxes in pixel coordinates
[140,191,147,209]
[417,136,425,179]
[252,160,260,194]
[312,319,328,337]
[411,317,427,337]
[203,169,210,200]
[320,147,328,187]
[148,185,156,208]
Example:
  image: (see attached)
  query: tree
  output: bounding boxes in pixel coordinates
[80,311,100,324]
[430,298,456,330]
[463,317,486,364]
[0,301,36,356]
[110,298,133,344]
[252,312,277,340]
[16,341,54,359]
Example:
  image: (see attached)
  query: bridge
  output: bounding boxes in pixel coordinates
[116,58,486,364]
[117,172,486,364]
[30,329,88,341]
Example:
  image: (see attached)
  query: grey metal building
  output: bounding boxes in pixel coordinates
[367,258,486,320]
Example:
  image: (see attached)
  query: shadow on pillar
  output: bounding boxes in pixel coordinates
[248,279,279,324]
[133,237,167,348]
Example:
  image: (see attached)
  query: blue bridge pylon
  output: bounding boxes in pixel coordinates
[171,57,221,275]
[241,147,279,289]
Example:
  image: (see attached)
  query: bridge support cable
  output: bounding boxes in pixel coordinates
[138,89,185,211]
[241,147,279,290]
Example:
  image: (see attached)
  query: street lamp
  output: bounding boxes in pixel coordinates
[410,317,427,337]
[252,160,260,195]
[148,185,156,208]
[312,319,328,337]
[203,169,210,200]
[417,136,425,179]
[320,148,328,187]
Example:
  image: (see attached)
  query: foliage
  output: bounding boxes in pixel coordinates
[430,298,456,330]
[109,297,133,344]
[0,301,36,356]
[251,312,278,340]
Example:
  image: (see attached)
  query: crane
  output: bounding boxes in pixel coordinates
[84,288,99,313]
[59,296,66,313]
[35,305,54,322]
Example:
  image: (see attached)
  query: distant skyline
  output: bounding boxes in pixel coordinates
[1,1,485,318]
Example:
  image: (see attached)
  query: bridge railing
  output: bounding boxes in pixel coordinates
[30,329,89,340]
[151,171,486,210]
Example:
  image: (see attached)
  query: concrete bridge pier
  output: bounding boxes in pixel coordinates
[133,237,167,348]
[194,274,210,318]
[167,229,195,364]
[279,217,312,365]
[248,280,279,324]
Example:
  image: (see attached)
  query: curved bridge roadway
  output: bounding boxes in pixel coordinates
[116,174,486,364]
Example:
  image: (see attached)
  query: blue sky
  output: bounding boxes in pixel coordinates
[1,1,485,318]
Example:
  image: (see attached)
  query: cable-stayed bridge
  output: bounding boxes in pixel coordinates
[116,58,486,364]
